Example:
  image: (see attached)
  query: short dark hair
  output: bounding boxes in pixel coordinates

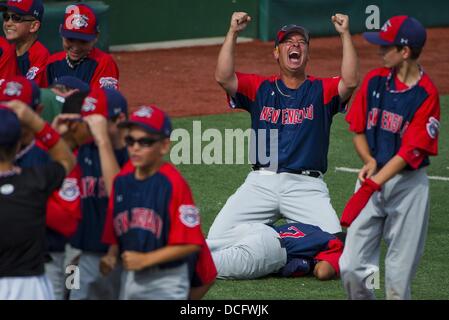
[395,45,423,60]
[61,91,89,114]
[0,142,19,162]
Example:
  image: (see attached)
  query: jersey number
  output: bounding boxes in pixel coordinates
[279,226,305,239]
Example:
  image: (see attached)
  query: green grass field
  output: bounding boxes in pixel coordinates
[172,96,449,300]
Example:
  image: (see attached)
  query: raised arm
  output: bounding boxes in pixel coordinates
[332,14,359,101]
[215,12,251,97]
[6,100,75,174]
[83,114,121,196]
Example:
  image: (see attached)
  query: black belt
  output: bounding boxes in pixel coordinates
[252,166,322,178]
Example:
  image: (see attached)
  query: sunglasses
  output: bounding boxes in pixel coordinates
[124,135,163,148]
[2,13,36,23]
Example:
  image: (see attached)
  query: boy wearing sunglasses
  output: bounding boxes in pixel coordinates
[0,0,49,87]
[100,106,207,300]
[45,3,119,90]
[61,87,128,300]
[340,16,440,300]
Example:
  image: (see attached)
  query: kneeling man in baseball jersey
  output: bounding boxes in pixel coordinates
[101,106,204,300]
[208,12,359,243]
[339,16,440,300]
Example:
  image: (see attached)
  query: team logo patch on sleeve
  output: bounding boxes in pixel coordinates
[26,67,40,80]
[59,178,80,201]
[3,82,22,97]
[426,117,440,139]
[179,205,200,228]
[99,77,118,89]
[81,97,97,112]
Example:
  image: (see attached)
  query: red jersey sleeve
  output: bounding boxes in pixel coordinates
[314,238,344,276]
[320,76,347,115]
[161,165,203,246]
[27,41,50,87]
[90,49,119,90]
[345,74,371,133]
[227,72,271,111]
[0,37,18,80]
[192,239,217,287]
[397,90,440,168]
[45,164,82,237]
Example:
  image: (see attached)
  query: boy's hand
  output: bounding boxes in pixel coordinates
[83,114,110,145]
[51,113,82,135]
[100,254,117,276]
[358,158,377,183]
[122,251,150,271]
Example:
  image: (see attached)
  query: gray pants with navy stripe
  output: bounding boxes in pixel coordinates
[339,168,430,300]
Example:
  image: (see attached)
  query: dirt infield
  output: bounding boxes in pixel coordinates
[113,27,449,117]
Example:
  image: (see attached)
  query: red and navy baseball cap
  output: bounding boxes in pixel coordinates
[60,4,99,42]
[275,24,310,47]
[119,105,173,138]
[363,16,427,48]
[80,87,127,119]
[0,0,44,21]
[0,76,40,110]
[0,105,21,147]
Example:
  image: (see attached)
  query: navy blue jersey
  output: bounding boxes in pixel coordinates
[273,222,335,261]
[273,222,344,275]
[346,67,440,169]
[102,163,204,269]
[229,73,346,173]
[70,143,128,253]
[45,48,119,89]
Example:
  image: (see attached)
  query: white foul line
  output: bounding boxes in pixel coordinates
[335,167,449,182]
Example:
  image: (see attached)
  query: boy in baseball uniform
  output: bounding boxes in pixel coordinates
[1,0,49,87]
[339,16,440,300]
[100,106,205,300]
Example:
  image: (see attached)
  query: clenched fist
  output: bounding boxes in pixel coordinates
[229,12,251,34]
[332,13,350,35]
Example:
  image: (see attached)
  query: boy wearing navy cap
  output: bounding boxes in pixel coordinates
[61,87,129,300]
[45,3,119,90]
[100,106,208,300]
[340,16,440,300]
[1,0,49,87]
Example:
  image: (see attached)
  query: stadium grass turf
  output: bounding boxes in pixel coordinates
[171,96,449,300]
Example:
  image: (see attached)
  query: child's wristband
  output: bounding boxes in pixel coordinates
[35,122,60,149]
